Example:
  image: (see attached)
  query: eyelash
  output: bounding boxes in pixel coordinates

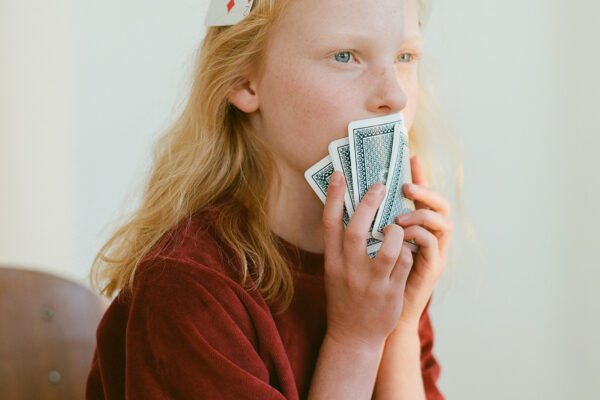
[332,50,419,64]
[395,52,419,63]
[332,50,355,63]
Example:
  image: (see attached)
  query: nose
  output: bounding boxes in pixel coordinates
[365,66,407,114]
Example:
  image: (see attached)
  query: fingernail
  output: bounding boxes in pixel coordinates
[405,183,417,193]
[330,171,342,186]
[371,183,385,194]
[396,213,409,221]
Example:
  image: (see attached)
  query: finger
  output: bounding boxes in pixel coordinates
[410,156,428,187]
[373,224,405,276]
[344,183,386,253]
[395,210,453,235]
[389,242,414,283]
[403,183,451,216]
[322,171,346,263]
[402,226,441,275]
[409,156,429,210]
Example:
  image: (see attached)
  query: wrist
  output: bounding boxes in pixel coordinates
[324,331,386,356]
[389,319,420,341]
[373,322,425,400]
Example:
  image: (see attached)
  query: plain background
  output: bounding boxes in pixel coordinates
[1,0,598,398]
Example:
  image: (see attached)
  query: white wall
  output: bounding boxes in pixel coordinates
[425,0,600,398]
[1,0,598,398]
[74,0,207,284]
[0,0,207,284]
[0,0,77,280]
[560,0,600,395]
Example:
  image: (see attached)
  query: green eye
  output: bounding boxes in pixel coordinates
[397,53,413,63]
[333,51,352,63]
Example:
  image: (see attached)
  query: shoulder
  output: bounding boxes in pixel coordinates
[129,204,267,321]
[127,256,266,350]
[134,204,251,292]
[92,208,291,399]
[140,205,231,275]
[114,205,272,346]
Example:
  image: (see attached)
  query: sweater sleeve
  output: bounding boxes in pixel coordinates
[123,258,290,400]
[419,298,444,400]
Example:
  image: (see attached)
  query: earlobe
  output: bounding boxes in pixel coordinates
[227,80,259,113]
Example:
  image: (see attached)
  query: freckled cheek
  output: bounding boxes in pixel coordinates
[286,77,349,140]
[284,82,352,165]
[306,91,343,123]
[287,75,344,119]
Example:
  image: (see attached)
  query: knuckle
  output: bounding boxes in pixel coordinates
[402,246,413,262]
[428,233,439,247]
[345,227,365,244]
[322,214,338,231]
[343,273,361,291]
[376,247,396,265]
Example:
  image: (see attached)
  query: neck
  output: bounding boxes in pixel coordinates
[267,162,326,254]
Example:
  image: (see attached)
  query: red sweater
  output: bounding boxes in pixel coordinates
[86,206,444,399]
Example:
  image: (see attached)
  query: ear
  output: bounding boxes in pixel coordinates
[227,78,259,113]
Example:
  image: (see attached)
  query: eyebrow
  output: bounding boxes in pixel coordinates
[315,32,423,47]
[401,36,423,47]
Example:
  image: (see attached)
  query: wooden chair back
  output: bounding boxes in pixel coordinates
[0,267,108,400]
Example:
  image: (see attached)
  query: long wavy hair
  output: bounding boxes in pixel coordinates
[89,0,459,313]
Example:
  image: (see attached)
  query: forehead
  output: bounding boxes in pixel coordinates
[275,0,420,43]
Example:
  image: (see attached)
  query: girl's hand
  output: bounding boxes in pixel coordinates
[322,171,414,350]
[392,156,453,331]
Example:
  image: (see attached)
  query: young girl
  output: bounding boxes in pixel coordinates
[86,0,453,398]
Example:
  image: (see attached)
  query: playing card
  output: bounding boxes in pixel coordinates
[304,155,382,257]
[348,113,401,236]
[304,155,351,226]
[372,122,418,252]
[328,137,356,217]
[205,0,255,27]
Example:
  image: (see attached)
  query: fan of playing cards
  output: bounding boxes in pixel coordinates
[304,112,418,258]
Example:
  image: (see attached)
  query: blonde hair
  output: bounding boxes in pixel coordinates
[90,0,461,313]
